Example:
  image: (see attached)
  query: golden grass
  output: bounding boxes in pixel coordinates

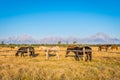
[0,46,120,80]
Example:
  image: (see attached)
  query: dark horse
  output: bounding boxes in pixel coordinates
[65,46,92,61]
[15,46,35,57]
[98,45,111,52]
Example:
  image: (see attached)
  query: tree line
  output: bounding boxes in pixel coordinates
[0,41,120,47]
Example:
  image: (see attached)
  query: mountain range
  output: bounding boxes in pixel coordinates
[0,33,120,44]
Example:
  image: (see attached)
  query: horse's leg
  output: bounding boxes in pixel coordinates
[27,52,29,58]
[80,55,83,61]
[83,48,86,61]
[116,47,118,50]
[15,52,19,56]
[75,52,79,61]
[85,54,88,61]
[27,48,30,57]
[82,55,84,61]
[77,55,80,61]
[98,47,101,52]
[106,47,108,52]
[29,52,32,57]
[23,53,26,57]
[31,52,34,56]
[21,52,23,57]
[77,51,80,61]
[65,51,70,57]
[75,54,78,61]
[98,47,100,51]
[56,52,59,60]
[89,53,92,61]
[46,50,49,60]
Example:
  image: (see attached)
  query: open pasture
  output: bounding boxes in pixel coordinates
[0,46,120,80]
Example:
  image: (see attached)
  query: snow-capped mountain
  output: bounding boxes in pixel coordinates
[2,34,37,44]
[0,33,120,44]
[79,33,120,44]
[90,32,110,40]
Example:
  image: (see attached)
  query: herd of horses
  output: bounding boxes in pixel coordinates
[15,45,119,61]
[98,45,118,51]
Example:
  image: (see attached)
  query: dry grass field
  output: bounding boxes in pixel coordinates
[0,46,120,80]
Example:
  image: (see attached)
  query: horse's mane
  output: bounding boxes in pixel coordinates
[68,45,78,48]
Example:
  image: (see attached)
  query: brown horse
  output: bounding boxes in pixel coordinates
[110,45,118,50]
[66,46,92,61]
[98,45,111,51]
[15,46,35,57]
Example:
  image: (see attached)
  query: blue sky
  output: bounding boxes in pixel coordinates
[0,0,120,39]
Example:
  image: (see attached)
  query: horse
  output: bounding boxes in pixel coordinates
[65,46,92,61]
[98,45,111,52]
[15,46,35,57]
[39,46,60,60]
[110,45,118,50]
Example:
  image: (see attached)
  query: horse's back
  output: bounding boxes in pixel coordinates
[28,46,34,51]
[110,45,118,50]
[99,45,106,48]
[83,46,92,53]
[18,47,28,52]
[84,46,91,49]
[50,46,60,52]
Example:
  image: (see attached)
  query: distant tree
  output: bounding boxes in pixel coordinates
[1,41,5,48]
[1,41,4,45]
[58,41,61,45]
[73,41,77,44]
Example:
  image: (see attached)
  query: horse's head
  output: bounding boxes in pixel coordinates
[65,48,71,57]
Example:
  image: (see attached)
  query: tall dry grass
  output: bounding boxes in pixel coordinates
[0,46,120,80]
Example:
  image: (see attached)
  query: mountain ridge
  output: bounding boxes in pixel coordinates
[0,33,120,44]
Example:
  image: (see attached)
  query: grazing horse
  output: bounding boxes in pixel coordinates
[65,46,92,61]
[15,46,35,57]
[39,46,60,60]
[98,45,111,52]
[110,45,118,50]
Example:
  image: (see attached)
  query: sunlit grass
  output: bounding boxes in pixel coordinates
[0,46,120,80]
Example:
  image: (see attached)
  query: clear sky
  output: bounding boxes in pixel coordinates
[0,0,120,39]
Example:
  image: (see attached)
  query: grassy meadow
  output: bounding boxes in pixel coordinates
[0,46,120,80]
